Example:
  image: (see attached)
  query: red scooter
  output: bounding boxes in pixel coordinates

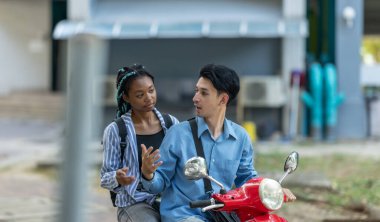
[184,151,299,222]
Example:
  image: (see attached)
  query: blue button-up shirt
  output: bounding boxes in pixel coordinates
[142,116,258,222]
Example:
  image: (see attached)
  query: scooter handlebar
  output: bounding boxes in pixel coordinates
[189,199,213,208]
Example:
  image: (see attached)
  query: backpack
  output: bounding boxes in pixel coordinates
[110,113,173,207]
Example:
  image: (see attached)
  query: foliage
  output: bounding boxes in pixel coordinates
[362,36,380,64]
[255,151,380,207]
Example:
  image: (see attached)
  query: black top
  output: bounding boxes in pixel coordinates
[136,129,165,170]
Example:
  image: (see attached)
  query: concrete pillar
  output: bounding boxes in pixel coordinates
[335,0,367,139]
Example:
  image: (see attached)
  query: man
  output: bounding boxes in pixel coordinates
[141,64,292,221]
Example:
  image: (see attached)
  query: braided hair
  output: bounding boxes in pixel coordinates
[115,64,155,118]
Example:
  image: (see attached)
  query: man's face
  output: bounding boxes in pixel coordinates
[192,77,225,118]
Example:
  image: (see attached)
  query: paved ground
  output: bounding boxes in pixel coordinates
[0,118,116,222]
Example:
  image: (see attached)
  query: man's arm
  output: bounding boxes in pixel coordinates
[141,128,179,194]
[234,132,258,188]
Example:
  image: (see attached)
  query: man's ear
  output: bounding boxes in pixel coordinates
[220,93,229,105]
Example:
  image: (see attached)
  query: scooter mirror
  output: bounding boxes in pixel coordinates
[184,157,208,180]
[284,151,299,174]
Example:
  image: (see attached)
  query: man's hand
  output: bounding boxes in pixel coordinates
[116,167,135,186]
[141,144,162,180]
[283,188,296,202]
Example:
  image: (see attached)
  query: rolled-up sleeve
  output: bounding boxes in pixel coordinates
[100,124,123,192]
[234,132,258,188]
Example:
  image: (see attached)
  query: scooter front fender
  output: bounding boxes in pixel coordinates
[246,214,287,222]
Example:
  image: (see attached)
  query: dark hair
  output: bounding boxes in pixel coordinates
[199,64,240,105]
[115,64,154,117]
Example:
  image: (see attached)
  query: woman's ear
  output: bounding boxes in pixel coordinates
[122,93,129,103]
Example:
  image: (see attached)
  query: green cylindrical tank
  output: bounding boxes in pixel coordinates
[323,63,344,141]
[302,63,323,141]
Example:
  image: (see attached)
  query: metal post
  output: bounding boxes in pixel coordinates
[58,34,108,222]
[282,0,307,137]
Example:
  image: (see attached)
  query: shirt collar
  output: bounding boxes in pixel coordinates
[195,116,237,140]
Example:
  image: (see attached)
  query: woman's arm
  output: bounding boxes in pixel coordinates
[100,123,131,192]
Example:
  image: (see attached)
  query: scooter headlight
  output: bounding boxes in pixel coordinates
[259,178,284,211]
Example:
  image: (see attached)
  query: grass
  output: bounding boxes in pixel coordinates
[255,151,380,208]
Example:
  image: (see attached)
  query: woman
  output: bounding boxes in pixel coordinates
[100,64,179,222]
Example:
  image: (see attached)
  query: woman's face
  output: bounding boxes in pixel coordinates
[124,76,156,113]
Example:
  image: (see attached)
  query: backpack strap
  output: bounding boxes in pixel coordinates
[109,117,127,207]
[115,117,127,163]
[110,114,171,207]
[162,113,173,129]
[188,117,213,195]
[116,113,170,162]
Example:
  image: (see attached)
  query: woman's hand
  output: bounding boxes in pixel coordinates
[141,144,163,180]
[116,167,135,186]
[283,188,296,202]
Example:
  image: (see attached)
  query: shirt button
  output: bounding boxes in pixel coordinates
[212,159,215,162]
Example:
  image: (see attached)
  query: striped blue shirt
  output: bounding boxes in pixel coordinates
[100,108,179,207]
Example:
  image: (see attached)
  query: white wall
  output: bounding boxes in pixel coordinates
[361,64,380,87]
[0,0,51,95]
[68,0,91,20]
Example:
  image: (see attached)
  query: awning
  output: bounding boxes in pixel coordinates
[53,19,308,40]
